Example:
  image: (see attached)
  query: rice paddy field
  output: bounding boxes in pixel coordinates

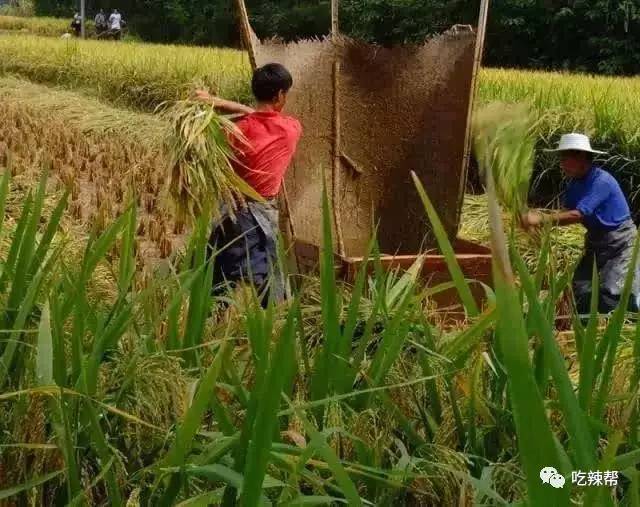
[1,25,640,506]
[0,15,66,37]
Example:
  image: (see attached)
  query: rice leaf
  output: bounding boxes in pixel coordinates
[512,245,597,471]
[411,172,479,317]
[36,302,53,386]
[242,301,298,507]
[0,469,63,501]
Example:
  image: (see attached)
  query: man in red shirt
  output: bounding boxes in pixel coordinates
[196,63,302,305]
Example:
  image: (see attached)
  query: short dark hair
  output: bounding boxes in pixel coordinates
[251,63,293,102]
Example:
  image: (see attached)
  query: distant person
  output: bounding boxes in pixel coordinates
[195,63,302,306]
[70,12,81,37]
[108,9,123,39]
[94,9,107,35]
[521,133,640,315]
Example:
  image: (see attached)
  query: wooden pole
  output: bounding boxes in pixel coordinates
[331,0,339,36]
[456,0,490,231]
[235,0,257,70]
[330,0,346,256]
[332,60,346,256]
[80,0,85,38]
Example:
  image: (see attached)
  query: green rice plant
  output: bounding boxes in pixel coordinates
[6,158,640,505]
[161,99,262,221]
[0,170,65,390]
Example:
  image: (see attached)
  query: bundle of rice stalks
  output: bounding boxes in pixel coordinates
[161,99,262,221]
[472,102,537,215]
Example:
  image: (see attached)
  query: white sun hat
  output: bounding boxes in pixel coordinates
[545,133,606,154]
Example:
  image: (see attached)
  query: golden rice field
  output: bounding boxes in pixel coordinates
[0,33,253,110]
[0,14,66,36]
[2,25,640,506]
[1,32,639,210]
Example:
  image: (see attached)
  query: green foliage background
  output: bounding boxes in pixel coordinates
[32,0,640,75]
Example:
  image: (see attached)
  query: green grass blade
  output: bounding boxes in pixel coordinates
[0,247,59,388]
[366,286,415,391]
[335,236,376,394]
[29,189,68,277]
[440,307,496,364]
[411,172,479,317]
[631,319,640,446]
[52,386,82,499]
[512,246,597,471]
[84,302,134,395]
[593,231,640,419]
[159,342,231,506]
[117,203,136,293]
[49,293,67,387]
[182,259,215,366]
[183,464,244,490]
[286,397,363,507]
[164,341,231,467]
[493,262,569,504]
[68,458,115,507]
[81,399,124,505]
[0,169,11,235]
[81,209,131,283]
[578,262,600,411]
[485,172,568,504]
[0,191,32,302]
[0,469,63,501]
[36,302,53,386]
[310,180,342,408]
[242,301,298,507]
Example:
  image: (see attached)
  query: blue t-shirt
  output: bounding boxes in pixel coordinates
[564,167,630,231]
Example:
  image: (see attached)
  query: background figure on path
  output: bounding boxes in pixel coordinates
[195,63,302,307]
[94,9,107,35]
[108,9,123,40]
[522,133,640,315]
[70,12,81,37]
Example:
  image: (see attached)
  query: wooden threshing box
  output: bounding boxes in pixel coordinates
[241,0,492,308]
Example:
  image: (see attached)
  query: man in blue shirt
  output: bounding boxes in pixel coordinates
[522,133,640,315]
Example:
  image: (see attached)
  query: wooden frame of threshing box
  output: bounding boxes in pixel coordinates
[235,0,493,313]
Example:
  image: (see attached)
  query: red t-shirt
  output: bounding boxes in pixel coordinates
[231,111,302,198]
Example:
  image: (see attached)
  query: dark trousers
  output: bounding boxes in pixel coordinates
[207,208,278,308]
[573,220,640,315]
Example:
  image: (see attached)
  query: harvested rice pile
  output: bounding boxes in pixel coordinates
[459,194,584,273]
[0,77,180,262]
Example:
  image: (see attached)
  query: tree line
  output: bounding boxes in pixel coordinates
[35,0,640,75]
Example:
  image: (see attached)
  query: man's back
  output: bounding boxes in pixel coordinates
[232,111,301,199]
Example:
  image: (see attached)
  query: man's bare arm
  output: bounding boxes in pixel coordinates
[522,209,583,229]
[194,90,254,115]
[548,209,584,226]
